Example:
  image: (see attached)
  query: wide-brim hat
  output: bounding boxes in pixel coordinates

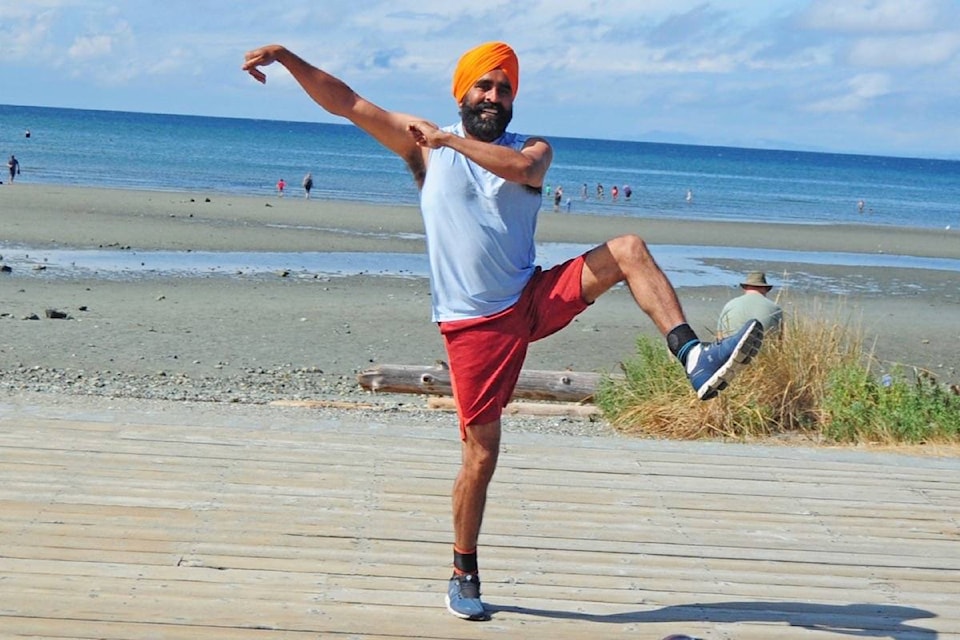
[740,271,772,288]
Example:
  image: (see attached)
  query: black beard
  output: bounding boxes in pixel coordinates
[459,101,513,142]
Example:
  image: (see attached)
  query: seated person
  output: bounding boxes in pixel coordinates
[718,271,783,340]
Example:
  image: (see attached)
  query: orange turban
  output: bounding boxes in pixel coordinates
[451,41,519,103]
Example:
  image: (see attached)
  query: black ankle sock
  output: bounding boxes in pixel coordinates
[667,323,700,366]
[453,547,478,574]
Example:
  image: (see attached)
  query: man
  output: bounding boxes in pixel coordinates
[7,155,20,183]
[302,172,314,199]
[717,271,783,339]
[243,41,763,621]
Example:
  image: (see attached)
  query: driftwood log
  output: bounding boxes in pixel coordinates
[425,397,601,417]
[357,363,616,403]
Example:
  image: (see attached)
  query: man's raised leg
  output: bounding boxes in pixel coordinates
[582,235,763,399]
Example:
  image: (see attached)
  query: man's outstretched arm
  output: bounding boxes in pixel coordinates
[243,44,427,186]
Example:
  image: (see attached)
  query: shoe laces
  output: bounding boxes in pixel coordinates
[454,573,481,599]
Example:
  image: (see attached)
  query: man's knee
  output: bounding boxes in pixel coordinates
[583,236,652,299]
[609,234,652,266]
[462,421,501,479]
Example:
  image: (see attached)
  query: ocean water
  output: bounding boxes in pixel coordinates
[2,104,959,231]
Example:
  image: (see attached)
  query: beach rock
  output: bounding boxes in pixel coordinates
[44,309,70,319]
[1,265,12,273]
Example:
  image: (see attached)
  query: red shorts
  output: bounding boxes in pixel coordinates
[439,255,590,438]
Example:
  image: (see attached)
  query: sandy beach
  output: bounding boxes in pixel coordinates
[1,183,958,412]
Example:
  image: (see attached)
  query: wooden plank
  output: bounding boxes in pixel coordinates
[426,396,601,417]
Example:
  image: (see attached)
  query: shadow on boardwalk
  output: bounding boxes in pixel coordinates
[494,602,938,638]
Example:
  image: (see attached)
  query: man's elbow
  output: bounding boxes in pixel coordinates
[517,162,547,188]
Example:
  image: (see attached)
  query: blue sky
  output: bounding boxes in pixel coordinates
[3,1,959,159]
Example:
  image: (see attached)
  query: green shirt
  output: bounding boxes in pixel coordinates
[717,292,783,339]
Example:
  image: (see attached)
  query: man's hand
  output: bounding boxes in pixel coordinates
[408,121,446,149]
[242,45,285,84]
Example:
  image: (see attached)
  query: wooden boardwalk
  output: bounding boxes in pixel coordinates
[1,395,958,640]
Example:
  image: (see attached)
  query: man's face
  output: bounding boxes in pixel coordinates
[459,70,514,142]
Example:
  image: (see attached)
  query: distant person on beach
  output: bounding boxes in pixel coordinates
[596,182,604,199]
[25,129,31,139]
[581,183,588,199]
[717,271,782,340]
[276,177,286,197]
[553,184,563,212]
[611,185,619,201]
[303,172,314,199]
[857,199,865,213]
[623,184,632,200]
[7,155,20,183]
[243,40,763,622]
[686,188,694,204]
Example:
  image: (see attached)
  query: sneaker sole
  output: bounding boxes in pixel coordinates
[445,595,488,621]
[697,321,764,400]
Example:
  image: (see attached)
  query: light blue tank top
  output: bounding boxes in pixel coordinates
[419,123,542,322]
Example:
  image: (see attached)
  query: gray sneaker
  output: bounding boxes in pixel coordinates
[446,573,487,620]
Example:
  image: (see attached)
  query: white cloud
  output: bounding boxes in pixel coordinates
[147,47,194,76]
[1,7,57,58]
[67,34,113,59]
[805,72,892,113]
[849,32,960,67]
[799,0,948,32]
